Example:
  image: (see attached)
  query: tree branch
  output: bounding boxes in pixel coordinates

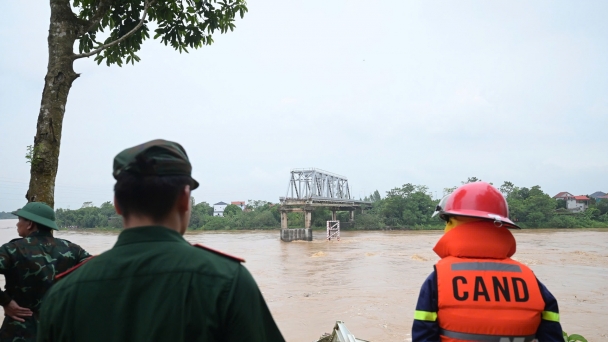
[73,0,156,60]
[78,0,114,37]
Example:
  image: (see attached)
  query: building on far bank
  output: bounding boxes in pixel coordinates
[213,202,228,217]
[571,196,590,211]
[231,201,246,210]
[553,192,589,212]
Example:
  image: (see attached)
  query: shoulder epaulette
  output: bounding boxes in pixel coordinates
[55,256,95,282]
[192,244,245,263]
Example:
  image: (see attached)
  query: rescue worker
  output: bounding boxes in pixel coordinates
[37,139,285,342]
[412,182,563,341]
[0,202,90,341]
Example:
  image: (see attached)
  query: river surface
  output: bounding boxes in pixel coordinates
[0,219,607,341]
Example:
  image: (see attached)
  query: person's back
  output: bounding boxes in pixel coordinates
[0,202,90,342]
[412,182,563,341]
[37,139,284,342]
[1,232,89,312]
[39,225,281,341]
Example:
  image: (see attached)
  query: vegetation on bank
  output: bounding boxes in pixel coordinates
[50,178,608,230]
[0,212,16,220]
[563,331,588,342]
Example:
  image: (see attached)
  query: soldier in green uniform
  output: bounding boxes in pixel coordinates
[0,202,91,342]
[37,139,285,342]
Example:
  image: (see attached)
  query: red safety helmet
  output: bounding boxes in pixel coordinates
[438,181,520,229]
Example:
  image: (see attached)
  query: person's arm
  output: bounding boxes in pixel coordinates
[222,265,285,342]
[412,270,440,342]
[74,244,92,262]
[0,243,14,306]
[0,243,33,321]
[535,279,564,342]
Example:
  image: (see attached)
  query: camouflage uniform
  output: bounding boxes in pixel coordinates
[0,230,90,342]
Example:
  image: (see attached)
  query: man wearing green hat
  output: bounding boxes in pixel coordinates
[0,202,91,341]
[37,139,284,342]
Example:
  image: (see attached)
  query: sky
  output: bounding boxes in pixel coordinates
[1,1,607,211]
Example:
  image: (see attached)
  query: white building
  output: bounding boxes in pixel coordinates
[571,196,590,212]
[213,202,228,217]
[553,192,589,212]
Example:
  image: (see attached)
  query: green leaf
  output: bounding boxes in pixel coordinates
[568,334,588,342]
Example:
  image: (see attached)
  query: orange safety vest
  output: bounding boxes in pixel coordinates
[434,222,545,342]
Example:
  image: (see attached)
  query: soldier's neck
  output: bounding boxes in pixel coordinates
[122,212,186,235]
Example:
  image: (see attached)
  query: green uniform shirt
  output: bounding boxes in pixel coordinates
[37,226,284,342]
[0,230,90,342]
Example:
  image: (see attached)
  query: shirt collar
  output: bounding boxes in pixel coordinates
[29,230,53,238]
[114,226,188,247]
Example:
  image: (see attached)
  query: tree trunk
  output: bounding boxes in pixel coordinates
[26,0,80,208]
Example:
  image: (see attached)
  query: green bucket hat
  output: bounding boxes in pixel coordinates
[12,202,58,230]
[112,139,199,189]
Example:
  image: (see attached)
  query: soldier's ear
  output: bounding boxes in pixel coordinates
[114,196,123,215]
[177,185,191,214]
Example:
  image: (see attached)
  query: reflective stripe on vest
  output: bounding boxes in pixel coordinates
[451,262,522,273]
[440,329,536,342]
[414,310,437,321]
[542,311,560,322]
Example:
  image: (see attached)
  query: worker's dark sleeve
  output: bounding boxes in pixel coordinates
[222,265,285,342]
[0,243,14,306]
[535,278,564,342]
[412,270,440,342]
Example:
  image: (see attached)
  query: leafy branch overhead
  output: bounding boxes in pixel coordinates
[72,0,248,66]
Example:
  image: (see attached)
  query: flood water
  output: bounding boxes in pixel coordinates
[1,219,607,341]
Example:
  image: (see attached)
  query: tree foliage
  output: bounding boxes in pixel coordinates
[0,212,17,220]
[222,204,242,217]
[74,0,248,66]
[25,0,248,207]
[55,201,122,228]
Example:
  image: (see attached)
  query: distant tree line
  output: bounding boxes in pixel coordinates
[55,202,122,229]
[0,212,17,220]
[358,178,608,229]
[47,178,608,229]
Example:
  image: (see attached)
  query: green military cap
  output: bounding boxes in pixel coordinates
[113,139,199,189]
[12,202,59,230]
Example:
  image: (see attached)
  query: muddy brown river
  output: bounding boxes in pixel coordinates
[0,220,606,341]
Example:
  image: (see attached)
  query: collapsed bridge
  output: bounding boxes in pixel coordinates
[279,168,371,241]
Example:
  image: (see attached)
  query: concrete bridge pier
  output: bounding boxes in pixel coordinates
[280,228,313,242]
[305,211,312,228]
[280,209,313,229]
[280,209,314,242]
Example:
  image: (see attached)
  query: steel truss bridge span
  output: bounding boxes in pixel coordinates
[279,168,371,230]
[285,168,351,201]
